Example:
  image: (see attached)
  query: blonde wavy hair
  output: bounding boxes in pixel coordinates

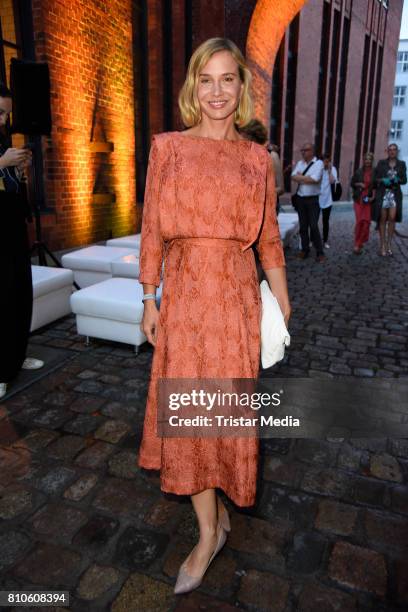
[178,38,253,128]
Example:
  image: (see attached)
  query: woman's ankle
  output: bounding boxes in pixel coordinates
[199,523,218,540]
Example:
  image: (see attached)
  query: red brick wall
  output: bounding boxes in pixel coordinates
[374,1,403,162]
[293,0,324,154]
[340,0,403,187]
[31,0,136,251]
[340,0,367,188]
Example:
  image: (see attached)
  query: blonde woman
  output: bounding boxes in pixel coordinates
[138,38,291,594]
[373,143,407,256]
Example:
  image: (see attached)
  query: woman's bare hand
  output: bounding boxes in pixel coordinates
[264,268,291,329]
[282,303,291,328]
[277,300,291,328]
[141,300,160,346]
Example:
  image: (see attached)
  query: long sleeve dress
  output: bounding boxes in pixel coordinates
[137,132,285,507]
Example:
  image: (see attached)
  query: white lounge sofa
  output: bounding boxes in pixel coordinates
[61,245,137,288]
[111,253,140,279]
[110,254,166,281]
[31,265,74,332]
[70,277,162,353]
[106,233,141,251]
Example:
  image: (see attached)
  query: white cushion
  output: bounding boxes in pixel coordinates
[75,316,146,346]
[31,266,74,331]
[278,219,297,226]
[111,253,140,279]
[278,214,299,245]
[32,265,74,299]
[279,213,298,224]
[62,246,137,273]
[106,234,141,250]
[71,277,162,325]
[69,271,112,288]
[278,221,298,230]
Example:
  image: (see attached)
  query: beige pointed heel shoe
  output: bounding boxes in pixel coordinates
[174,525,227,595]
[218,504,231,532]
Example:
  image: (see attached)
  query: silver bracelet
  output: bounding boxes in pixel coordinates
[142,293,156,302]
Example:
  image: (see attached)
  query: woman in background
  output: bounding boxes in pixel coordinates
[373,143,407,256]
[239,119,284,281]
[350,152,376,255]
[240,119,285,209]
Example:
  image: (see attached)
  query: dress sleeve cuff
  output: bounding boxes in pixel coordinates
[138,273,161,288]
[258,237,286,269]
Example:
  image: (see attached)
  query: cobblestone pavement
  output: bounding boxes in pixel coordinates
[0,209,407,611]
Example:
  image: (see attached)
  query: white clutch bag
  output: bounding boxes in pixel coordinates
[260,280,290,369]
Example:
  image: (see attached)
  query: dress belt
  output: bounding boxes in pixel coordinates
[167,237,243,249]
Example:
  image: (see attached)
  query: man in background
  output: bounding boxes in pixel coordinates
[291,143,325,262]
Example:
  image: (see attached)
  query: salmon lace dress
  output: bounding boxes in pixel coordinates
[137,132,285,507]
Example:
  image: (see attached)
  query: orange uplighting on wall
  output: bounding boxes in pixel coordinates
[31,0,137,250]
[246,0,308,132]
[101,27,136,241]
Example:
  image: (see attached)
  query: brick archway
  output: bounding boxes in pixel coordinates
[246,0,308,132]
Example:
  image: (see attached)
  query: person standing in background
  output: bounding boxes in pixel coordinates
[373,143,407,256]
[291,143,325,262]
[268,143,285,214]
[350,152,376,255]
[239,119,284,281]
[0,83,44,399]
[319,153,338,250]
[239,120,284,213]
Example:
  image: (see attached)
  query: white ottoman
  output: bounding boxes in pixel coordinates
[111,253,140,279]
[279,213,298,225]
[61,246,137,288]
[279,213,299,246]
[111,254,165,280]
[70,277,162,353]
[106,233,141,251]
[31,266,74,332]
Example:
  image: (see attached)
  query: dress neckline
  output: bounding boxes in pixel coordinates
[173,131,252,144]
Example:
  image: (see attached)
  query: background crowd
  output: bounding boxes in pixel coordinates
[240,120,407,262]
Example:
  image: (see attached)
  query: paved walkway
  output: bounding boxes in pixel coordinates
[0,208,407,611]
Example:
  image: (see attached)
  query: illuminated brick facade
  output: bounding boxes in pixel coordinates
[139,0,402,196]
[1,0,403,249]
[31,0,137,250]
